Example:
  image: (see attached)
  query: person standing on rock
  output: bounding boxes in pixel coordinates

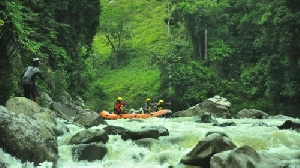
[20,57,52,104]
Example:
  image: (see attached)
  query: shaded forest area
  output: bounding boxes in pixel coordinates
[0,0,100,104]
[1,0,300,117]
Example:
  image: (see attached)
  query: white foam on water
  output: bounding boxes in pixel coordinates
[2,117,300,167]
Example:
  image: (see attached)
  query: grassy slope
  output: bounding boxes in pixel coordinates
[90,0,168,110]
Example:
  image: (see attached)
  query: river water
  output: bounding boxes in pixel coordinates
[2,117,300,167]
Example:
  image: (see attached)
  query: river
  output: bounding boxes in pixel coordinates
[2,117,300,167]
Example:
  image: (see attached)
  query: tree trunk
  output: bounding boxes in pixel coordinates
[198,29,202,59]
[204,24,208,60]
[114,52,118,69]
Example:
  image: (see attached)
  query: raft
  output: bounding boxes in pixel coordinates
[99,109,172,119]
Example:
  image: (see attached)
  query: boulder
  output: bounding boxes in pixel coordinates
[134,138,159,148]
[172,96,231,118]
[211,145,260,168]
[269,114,294,120]
[237,109,269,119]
[278,120,300,132]
[180,132,236,167]
[211,145,284,168]
[73,112,107,128]
[213,122,237,127]
[103,125,129,135]
[72,142,107,162]
[207,95,231,108]
[69,129,109,145]
[6,97,44,117]
[194,113,218,124]
[121,129,160,141]
[40,92,53,108]
[141,126,169,136]
[6,97,68,137]
[50,102,77,119]
[0,106,58,165]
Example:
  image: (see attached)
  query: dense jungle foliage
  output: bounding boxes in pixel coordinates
[1,0,300,117]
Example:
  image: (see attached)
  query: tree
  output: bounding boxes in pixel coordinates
[99,0,134,69]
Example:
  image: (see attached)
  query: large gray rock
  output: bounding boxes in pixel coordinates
[141,126,169,136]
[0,106,58,165]
[69,129,109,145]
[211,145,260,168]
[6,97,68,137]
[73,112,107,128]
[211,145,284,168]
[6,97,45,117]
[207,95,231,108]
[134,138,159,148]
[40,92,53,108]
[72,142,107,162]
[172,96,232,118]
[121,129,160,141]
[180,132,236,167]
[278,120,300,132]
[50,102,78,119]
[237,109,269,119]
[194,112,218,124]
[103,125,129,135]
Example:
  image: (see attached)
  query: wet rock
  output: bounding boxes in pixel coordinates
[6,97,67,136]
[211,145,284,168]
[50,102,77,119]
[252,122,268,127]
[0,106,58,165]
[69,129,109,145]
[134,138,159,148]
[180,132,236,167]
[278,120,300,132]
[121,129,160,141]
[172,96,231,119]
[0,162,6,168]
[205,131,229,138]
[269,114,294,120]
[103,125,129,135]
[141,126,169,136]
[213,122,236,127]
[40,92,53,108]
[237,109,269,119]
[73,112,107,128]
[72,142,107,162]
[194,113,218,124]
[207,95,231,108]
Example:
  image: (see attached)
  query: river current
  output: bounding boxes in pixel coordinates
[2,117,300,167]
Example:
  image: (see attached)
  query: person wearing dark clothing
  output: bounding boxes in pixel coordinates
[143,98,155,113]
[114,97,128,115]
[20,58,51,104]
[154,100,171,111]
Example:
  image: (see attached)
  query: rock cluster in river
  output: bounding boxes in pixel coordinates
[1,95,300,167]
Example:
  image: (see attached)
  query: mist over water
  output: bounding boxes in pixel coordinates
[2,117,300,167]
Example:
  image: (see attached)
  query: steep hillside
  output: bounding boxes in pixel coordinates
[90,0,168,110]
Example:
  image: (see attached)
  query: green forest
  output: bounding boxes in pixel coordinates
[1,0,299,117]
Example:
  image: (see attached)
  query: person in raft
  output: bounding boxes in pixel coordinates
[20,57,52,104]
[153,100,171,111]
[114,97,128,115]
[143,98,155,113]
